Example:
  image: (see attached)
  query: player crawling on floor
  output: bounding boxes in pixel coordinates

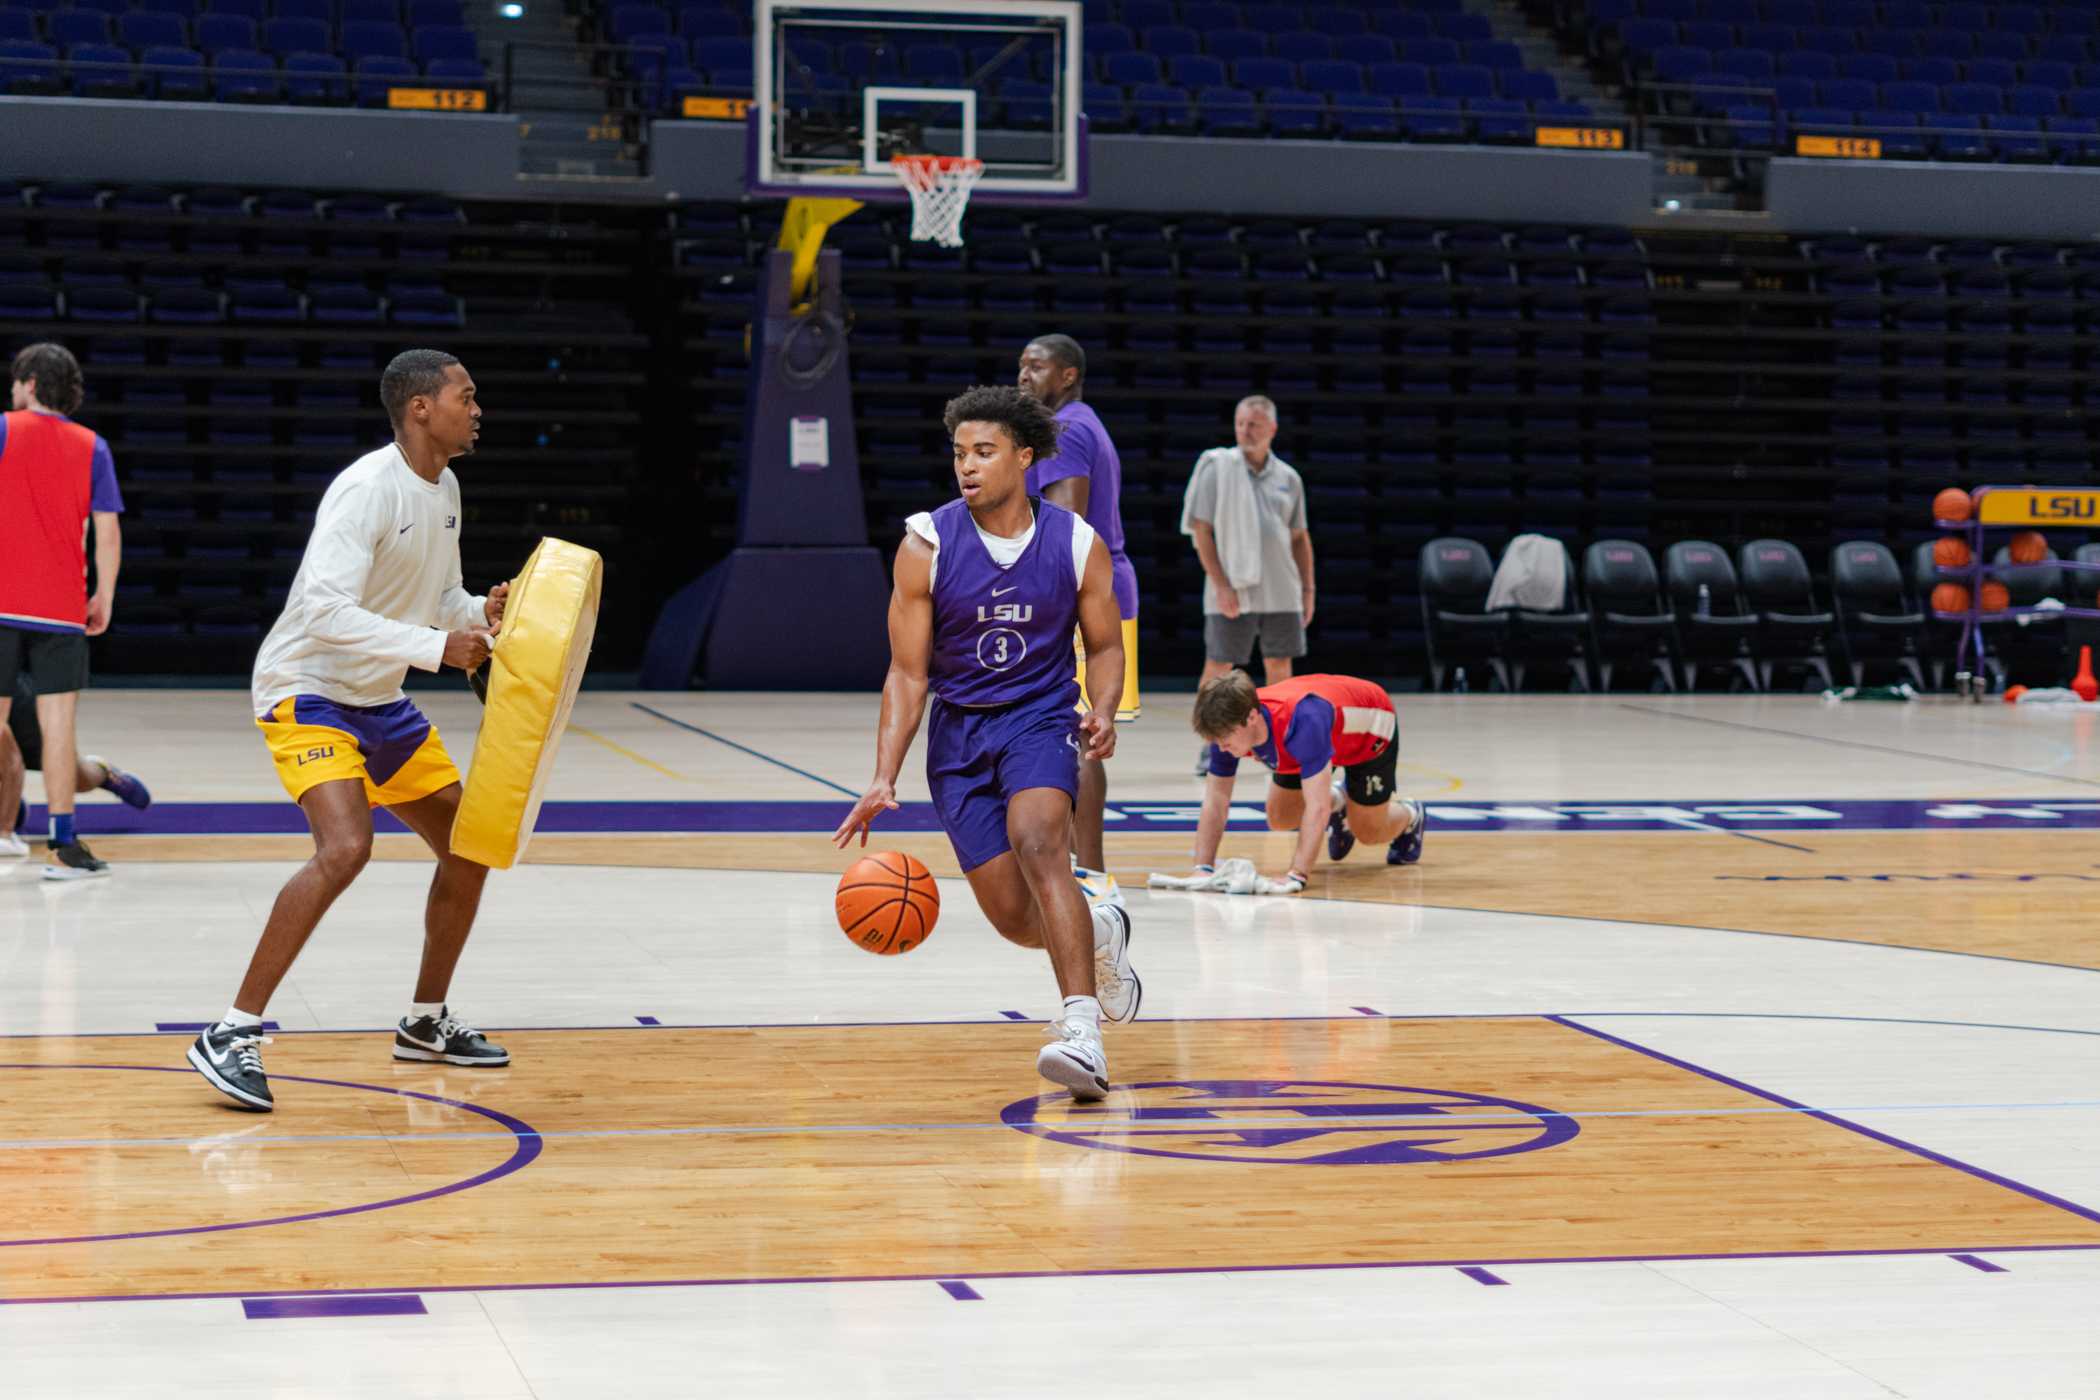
[1181,670,1424,894]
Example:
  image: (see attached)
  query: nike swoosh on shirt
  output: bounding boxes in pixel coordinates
[991,586,1018,597]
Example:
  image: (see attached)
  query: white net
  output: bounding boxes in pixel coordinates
[890,155,985,248]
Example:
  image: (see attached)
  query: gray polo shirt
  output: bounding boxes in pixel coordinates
[1183,446,1308,616]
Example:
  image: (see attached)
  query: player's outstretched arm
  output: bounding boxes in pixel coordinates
[1277,763,1335,890]
[1192,770,1234,869]
[1076,536,1123,761]
[834,536,936,848]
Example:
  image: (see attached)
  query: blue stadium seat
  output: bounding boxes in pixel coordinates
[1988,113,2049,160]
[1839,52,1897,83]
[1819,76,1874,109]
[49,10,111,46]
[1183,2,1240,32]
[1468,95,1529,141]
[1716,47,1775,82]
[409,0,466,26]
[411,26,477,62]
[1366,61,1429,97]
[1965,58,2018,89]
[1769,74,1815,108]
[1778,50,1837,81]
[0,12,34,43]
[1435,12,1491,43]
[2024,61,2075,92]
[339,0,399,22]
[1533,98,1593,122]
[1904,55,1959,86]
[1206,29,1266,63]
[193,13,255,54]
[608,5,668,42]
[142,43,207,97]
[1432,62,1495,98]
[1616,18,1675,55]
[67,41,137,95]
[1502,68,1557,101]
[1372,9,1432,42]
[1169,53,1225,88]
[262,16,327,54]
[120,11,190,48]
[2035,36,2091,68]
[1307,7,1364,38]
[1915,30,1972,63]
[1932,113,1993,159]
[693,36,745,71]
[1233,55,1292,90]
[1123,0,1174,29]
[1331,90,1397,138]
[1195,83,1256,133]
[2046,114,2100,160]
[1400,37,1459,67]
[1799,26,1858,57]
[2008,84,2062,117]
[274,0,333,21]
[1973,33,2028,65]
[1083,22,1131,56]
[1299,58,1361,92]
[1879,79,1939,112]
[1467,40,1522,70]
[1101,51,1158,84]
[1650,44,1710,82]
[1264,85,1325,135]
[1403,93,1466,139]
[1082,80,1128,130]
[213,47,278,100]
[1273,31,1332,63]
[1141,26,1199,58]
[1858,108,1928,157]
[679,6,739,38]
[1243,5,1300,33]
[1128,80,1193,133]
[424,53,482,84]
[339,20,407,61]
[354,52,414,104]
[1944,81,2004,115]
[0,39,62,92]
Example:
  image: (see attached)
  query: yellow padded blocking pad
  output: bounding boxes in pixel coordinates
[452,537,603,869]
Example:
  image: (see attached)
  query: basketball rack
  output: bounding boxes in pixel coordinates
[1933,484,2100,701]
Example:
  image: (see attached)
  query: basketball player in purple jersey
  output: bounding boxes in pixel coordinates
[1017,335,1135,898]
[833,385,1139,1101]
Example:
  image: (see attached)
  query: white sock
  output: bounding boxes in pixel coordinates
[411,1001,445,1021]
[221,1007,263,1029]
[1063,995,1102,1026]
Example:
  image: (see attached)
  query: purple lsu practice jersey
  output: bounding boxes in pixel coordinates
[926,497,1082,710]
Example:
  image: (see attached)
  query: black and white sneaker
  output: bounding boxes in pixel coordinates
[187,1022,275,1111]
[42,840,110,881]
[394,1008,510,1066]
[1037,1017,1110,1101]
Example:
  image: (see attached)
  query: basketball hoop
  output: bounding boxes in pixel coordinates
[890,154,984,248]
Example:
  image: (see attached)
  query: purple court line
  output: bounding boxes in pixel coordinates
[243,1294,427,1319]
[1546,1016,2100,1229]
[634,1016,660,1026]
[11,1240,2100,1311]
[156,1021,279,1033]
[1352,1006,1382,1016]
[1951,1254,2008,1274]
[0,1065,541,1248]
[936,1280,983,1301]
[1457,1266,1508,1286]
[999,1011,1029,1021]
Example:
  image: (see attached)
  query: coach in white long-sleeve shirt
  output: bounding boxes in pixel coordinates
[188,350,516,1115]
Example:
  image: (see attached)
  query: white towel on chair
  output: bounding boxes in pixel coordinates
[1486,534,1568,612]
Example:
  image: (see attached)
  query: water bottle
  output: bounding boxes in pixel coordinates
[1454,667,1470,694]
[1697,583,1711,619]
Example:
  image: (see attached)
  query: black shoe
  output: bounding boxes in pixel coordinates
[1327,807,1357,862]
[187,1022,275,1111]
[42,840,110,881]
[394,1008,510,1066]
[1387,801,1427,865]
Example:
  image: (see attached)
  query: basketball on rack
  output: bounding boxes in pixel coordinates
[1931,582,1970,613]
[1933,537,1971,568]
[1981,581,2011,613]
[2008,531,2048,564]
[1932,486,1972,522]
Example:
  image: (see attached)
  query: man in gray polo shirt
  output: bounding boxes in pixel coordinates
[1182,395,1314,770]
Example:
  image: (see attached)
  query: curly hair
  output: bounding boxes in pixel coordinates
[10,342,84,416]
[942,384,1062,463]
[1192,669,1260,739]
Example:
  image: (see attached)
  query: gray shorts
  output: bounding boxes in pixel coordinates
[1204,610,1306,663]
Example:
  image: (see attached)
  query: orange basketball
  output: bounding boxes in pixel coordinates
[2009,530,2048,564]
[835,852,939,955]
[1933,536,1971,568]
[1981,581,2011,613]
[1933,487,1972,523]
[1931,583,1970,613]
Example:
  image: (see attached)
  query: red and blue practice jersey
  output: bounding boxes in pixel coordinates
[1208,673,1397,779]
[0,410,122,633]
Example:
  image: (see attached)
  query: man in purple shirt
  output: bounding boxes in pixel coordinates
[1017,335,1137,895]
[834,385,1138,1100]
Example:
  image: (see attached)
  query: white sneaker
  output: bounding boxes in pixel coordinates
[1091,903,1142,1023]
[1036,1017,1110,1101]
[0,831,27,858]
[1073,862,1126,911]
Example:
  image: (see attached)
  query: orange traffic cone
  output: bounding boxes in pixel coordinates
[2075,646,2099,703]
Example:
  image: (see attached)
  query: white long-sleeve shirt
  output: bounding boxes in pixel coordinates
[251,444,486,716]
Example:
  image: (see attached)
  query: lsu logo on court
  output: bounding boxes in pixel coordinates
[976,603,1033,623]
[1001,1079,1577,1166]
[295,745,335,766]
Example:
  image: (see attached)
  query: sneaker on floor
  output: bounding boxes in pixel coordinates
[1387,800,1426,866]
[42,840,110,880]
[1073,862,1126,912]
[0,830,27,858]
[394,1008,510,1066]
[1091,903,1142,1024]
[1326,769,1356,861]
[187,1022,275,1111]
[1036,1017,1110,1101]
[88,755,153,810]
